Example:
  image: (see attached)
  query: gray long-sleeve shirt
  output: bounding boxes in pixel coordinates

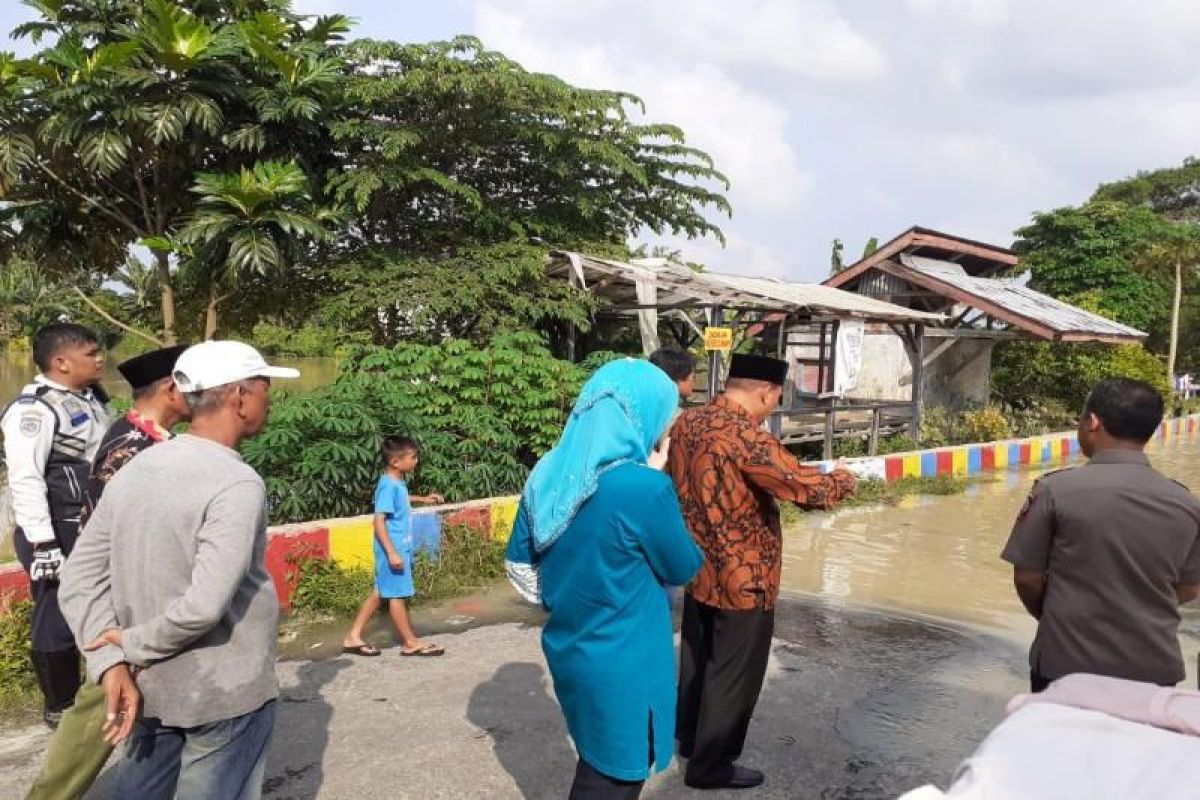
[59,434,279,728]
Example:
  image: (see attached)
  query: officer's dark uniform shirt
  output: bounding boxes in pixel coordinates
[1002,449,1200,685]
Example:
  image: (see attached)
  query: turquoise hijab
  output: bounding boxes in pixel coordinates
[522,358,679,554]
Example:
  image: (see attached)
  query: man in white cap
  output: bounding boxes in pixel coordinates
[60,341,298,799]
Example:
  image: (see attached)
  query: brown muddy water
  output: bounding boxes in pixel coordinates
[781,440,1200,682]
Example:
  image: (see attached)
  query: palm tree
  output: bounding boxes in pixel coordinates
[178,160,335,339]
[1140,222,1200,388]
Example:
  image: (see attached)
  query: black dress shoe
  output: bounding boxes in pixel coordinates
[684,765,765,790]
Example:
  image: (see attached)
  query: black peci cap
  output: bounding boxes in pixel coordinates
[117,345,189,391]
[727,354,789,386]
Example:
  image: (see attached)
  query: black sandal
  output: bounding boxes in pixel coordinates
[400,643,445,657]
[342,643,381,657]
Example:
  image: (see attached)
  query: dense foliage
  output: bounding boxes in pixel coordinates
[243,333,585,523]
[1013,201,1171,338]
[0,2,728,346]
[992,341,1169,414]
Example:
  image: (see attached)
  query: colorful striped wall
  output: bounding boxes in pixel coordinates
[2,414,1198,609]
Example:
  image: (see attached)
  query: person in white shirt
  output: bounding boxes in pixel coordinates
[1,323,109,727]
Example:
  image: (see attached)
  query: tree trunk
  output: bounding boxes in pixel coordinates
[204,283,221,341]
[1168,257,1182,389]
[155,250,177,345]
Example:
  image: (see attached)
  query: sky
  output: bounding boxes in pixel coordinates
[4,0,1199,281]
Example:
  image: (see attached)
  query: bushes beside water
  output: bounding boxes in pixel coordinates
[245,333,584,525]
[780,475,969,527]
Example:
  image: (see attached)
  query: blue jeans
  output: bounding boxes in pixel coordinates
[117,700,276,800]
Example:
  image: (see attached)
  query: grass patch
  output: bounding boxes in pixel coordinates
[0,599,39,717]
[289,524,507,618]
[781,475,969,526]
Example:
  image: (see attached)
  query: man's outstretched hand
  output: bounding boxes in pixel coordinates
[99,663,140,745]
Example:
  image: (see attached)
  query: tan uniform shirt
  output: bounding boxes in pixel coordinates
[1002,449,1200,685]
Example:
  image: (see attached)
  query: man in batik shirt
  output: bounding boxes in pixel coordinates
[27,344,189,800]
[668,354,857,791]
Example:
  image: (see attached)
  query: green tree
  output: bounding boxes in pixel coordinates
[1135,223,1200,385]
[315,242,593,346]
[1012,201,1172,337]
[1093,157,1200,221]
[329,36,729,253]
[829,238,844,275]
[0,0,350,343]
[176,160,336,338]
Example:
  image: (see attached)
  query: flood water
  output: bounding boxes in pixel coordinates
[782,439,1200,679]
[0,350,341,400]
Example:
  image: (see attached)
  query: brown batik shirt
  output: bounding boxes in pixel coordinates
[667,395,857,611]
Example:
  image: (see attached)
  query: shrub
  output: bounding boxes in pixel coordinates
[288,557,375,618]
[779,475,969,525]
[0,600,37,713]
[876,434,918,455]
[960,406,1013,442]
[245,333,586,523]
[993,340,1169,412]
[288,525,506,617]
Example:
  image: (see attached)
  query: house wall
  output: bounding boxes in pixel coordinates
[852,331,994,408]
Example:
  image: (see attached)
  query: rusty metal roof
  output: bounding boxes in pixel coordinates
[898,254,1146,342]
[547,252,942,323]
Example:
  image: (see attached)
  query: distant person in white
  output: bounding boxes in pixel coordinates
[59,342,298,800]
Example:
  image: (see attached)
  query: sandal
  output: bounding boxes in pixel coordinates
[400,643,445,657]
[341,643,381,657]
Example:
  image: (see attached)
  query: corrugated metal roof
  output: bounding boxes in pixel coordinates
[701,271,943,322]
[548,252,941,323]
[899,254,1146,339]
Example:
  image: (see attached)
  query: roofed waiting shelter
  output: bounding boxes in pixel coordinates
[546,251,943,456]
[824,226,1146,412]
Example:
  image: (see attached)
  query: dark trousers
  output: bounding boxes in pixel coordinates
[568,720,652,800]
[568,760,645,800]
[676,595,774,786]
[14,527,81,713]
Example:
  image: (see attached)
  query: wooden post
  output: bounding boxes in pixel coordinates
[823,406,836,460]
[706,306,724,401]
[910,323,925,442]
[868,406,881,456]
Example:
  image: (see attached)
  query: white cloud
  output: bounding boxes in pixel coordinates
[473,3,814,216]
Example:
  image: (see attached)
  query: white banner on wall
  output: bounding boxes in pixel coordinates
[834,320,865,397]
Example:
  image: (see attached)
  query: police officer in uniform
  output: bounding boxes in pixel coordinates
[1,323,110,727]
[1003,378,1200,693]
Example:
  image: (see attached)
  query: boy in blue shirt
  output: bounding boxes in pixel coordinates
[342,436,445,657]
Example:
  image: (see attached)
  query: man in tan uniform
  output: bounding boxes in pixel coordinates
[1002,378,1200,692]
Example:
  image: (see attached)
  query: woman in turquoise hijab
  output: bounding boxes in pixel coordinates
[506,358,703,799]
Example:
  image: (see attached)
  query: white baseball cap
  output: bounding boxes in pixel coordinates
[172,341,300,392]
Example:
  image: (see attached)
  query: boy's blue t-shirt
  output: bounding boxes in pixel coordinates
[374,473,412,551]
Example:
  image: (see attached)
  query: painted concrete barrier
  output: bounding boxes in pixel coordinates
[2,414,1198,609]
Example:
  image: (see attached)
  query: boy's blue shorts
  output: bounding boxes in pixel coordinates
[374,546,415,600]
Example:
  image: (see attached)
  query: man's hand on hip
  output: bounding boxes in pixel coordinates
[99,663,140,745]
[28,546,64,582]
[85,628,124,651]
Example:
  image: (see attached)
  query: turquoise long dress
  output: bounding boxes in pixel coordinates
[506,462,702,781]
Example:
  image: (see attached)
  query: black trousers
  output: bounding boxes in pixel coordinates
[676,595,774,786]
[568,721,652,800]
[14,527,81,713]
[568,760,645,800]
